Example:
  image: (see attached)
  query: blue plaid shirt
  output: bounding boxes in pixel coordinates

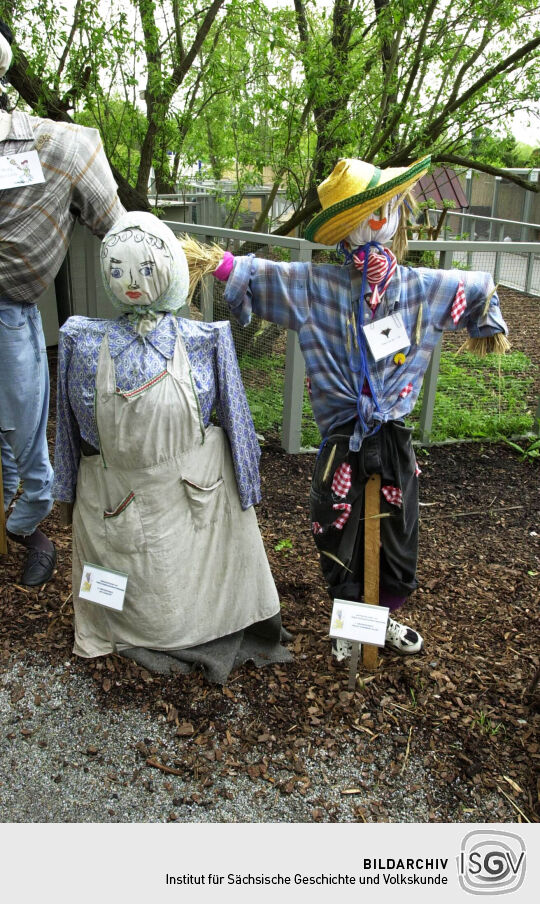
[224,256,508,450]
[53,314,262,508]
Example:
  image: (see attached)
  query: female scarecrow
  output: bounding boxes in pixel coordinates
[53,211,291,683]
[202,155,509,659]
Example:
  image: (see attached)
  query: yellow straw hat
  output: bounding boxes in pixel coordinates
[304,155,431,245]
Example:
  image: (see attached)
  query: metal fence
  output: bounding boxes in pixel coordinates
[425,208,540,243]
[168,227,540,450]
[44,224,540,452]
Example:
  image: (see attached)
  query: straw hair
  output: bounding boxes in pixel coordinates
[305,155,430,245]
[457,334,511,357]
[178,234,225,302]
[391,188,417,262]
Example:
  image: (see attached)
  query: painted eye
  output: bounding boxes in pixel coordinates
[110,267,123,279]
[139,265,153,277]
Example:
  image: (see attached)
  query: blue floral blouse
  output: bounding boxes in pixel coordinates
[53,313,262,509]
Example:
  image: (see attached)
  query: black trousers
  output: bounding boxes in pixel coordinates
[309,420,419,602]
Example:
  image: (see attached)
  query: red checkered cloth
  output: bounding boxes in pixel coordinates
[399,382,413,398]
[332,502,352,529]
[312,521,323,535]
[451,280,467,324]
[381,485,403,507]
[331,462,352,498]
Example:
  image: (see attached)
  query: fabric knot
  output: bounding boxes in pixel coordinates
[339,240,397,314]
[126,309,159,337]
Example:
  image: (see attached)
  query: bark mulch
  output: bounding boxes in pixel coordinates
[0,286,538,823]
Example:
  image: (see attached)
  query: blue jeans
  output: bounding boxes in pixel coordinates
[0,299,54,535]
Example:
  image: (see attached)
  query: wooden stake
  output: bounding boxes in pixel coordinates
[362,473,381,670]
[0,458,7,555]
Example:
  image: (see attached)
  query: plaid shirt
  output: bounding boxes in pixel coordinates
[0,111,124,303]
[224,256,508,450]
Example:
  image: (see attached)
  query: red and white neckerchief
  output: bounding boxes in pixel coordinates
[352,247,398,312]
[331,462,352,499]
[332,502,352,529]
[451,280,467,324]
[381,485,403,507]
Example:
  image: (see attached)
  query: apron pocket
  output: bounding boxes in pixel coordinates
[104,491,147,553]
[181,476,229,531]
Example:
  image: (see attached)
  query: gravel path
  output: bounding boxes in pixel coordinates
[0,655,511,824]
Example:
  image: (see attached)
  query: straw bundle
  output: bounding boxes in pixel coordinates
[457,333,511,357]
[177,234,225,302]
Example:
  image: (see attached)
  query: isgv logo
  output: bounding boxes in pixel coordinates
[458,830,526,895]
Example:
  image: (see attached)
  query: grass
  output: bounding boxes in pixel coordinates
[473,710,505,736]
[239,347,536,448]
[406,349,535,441]
[239,352,321,448]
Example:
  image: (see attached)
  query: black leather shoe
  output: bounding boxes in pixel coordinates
[21,543,57,587]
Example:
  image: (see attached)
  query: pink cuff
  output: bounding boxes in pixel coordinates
[213,251,235,281]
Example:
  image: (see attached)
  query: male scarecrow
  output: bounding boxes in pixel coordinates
[186,155,509,659]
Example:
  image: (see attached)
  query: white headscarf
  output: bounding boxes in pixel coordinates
[100,211,189,335]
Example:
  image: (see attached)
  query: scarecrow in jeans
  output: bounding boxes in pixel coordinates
[185,155,509,660]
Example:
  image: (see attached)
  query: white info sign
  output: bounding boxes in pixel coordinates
[329,598,389,647]
[363,311,409,362]
[79,562,128,611]
[0,150,45,190]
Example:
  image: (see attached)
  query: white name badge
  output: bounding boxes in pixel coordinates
[79,562,128,611]
[0,150,46,190]
[329,598,389,647]
[363,311,409,361]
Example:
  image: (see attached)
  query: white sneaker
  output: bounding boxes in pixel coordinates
[385,617,423,655]
[331,638,353,662]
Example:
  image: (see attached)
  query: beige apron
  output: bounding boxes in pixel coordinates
[72,325,279,657]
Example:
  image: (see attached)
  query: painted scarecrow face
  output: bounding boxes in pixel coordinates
[346,198,401,246]
[103,227,173,307]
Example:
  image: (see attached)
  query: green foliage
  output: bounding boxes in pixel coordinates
[274,538,293,553]
[465,127,539,168]
[473,711,505,736]
[75,99,146,186]
[241,344,535,449]
[407,350,536,441]
[3,0,539,215]
[504,436,540,461]
[239,352,320,448]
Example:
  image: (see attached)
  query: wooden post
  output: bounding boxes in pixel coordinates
[0,458,7,555]
[362,473,381,670]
